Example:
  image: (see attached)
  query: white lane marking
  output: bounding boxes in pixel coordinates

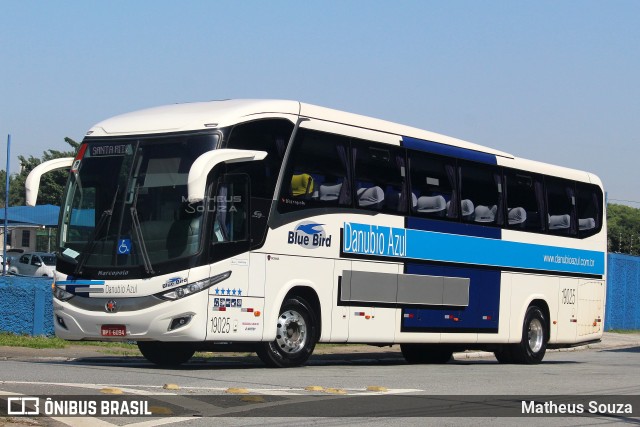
[0,381,174,395]
[2,381,422,395]
[50,417,116,427]
[125,418,194,427]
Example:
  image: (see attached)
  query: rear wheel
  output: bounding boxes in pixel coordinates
[401,344,453,364]
[137,341,195,367]
[256,296,318,368]
[498,306,547,364]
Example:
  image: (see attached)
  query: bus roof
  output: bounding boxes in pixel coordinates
[87,98,513,158]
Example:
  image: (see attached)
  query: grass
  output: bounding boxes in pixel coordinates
[607,329,640,334]
[0,332,136,350]
[0,333,68,349]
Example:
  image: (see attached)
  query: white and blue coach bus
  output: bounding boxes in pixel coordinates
[26,100,606,367]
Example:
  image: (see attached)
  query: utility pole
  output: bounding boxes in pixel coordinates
[3,134,10,276]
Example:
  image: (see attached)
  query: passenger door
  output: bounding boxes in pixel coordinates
[18,255,33,275]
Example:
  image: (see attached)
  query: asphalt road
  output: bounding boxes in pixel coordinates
[1,336,639,426]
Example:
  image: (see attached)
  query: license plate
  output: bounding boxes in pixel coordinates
[101,325,127,337]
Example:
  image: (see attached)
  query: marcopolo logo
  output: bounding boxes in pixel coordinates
[287,221,332,249]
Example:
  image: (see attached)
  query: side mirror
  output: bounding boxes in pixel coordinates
[187,149,266,203]
[25,157,74,206]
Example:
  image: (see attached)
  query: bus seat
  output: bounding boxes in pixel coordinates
[474,205,495,223]
[417,195,446,216]
[579,217,595,230]
[319,183,342,201]
[357,186,384,209]
[549,214,571,230]
[461,199,475,220]
[385,190,400,211]
[167,217,201,258]
[291,173,314,198]
[508,207,527,226]
[139,220,172,261]
[412,193,418,209]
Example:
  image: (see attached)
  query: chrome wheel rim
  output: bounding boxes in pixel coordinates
[275,310,307,354]
[528,318,544,353]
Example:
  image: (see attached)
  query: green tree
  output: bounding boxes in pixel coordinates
[607,203,640,255]
[0,137,79,207]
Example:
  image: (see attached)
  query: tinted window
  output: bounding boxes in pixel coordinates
[353,140,407,213]
[225,119,294,199]
[409,151,457,219]
[576,183,602,238]
[546,177,576,236]
[279,129,351,213]
[504,170,545,232]
[459,163,504,225]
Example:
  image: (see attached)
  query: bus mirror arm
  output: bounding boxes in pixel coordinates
[25,157,74,206]
[187,149,267,203]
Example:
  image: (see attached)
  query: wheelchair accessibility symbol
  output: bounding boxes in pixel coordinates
[117,239,132,255]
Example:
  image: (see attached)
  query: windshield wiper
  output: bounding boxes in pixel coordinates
[73,186,120,275]
[130,185,154,274]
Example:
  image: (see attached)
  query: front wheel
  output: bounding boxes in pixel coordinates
[256,296,318,368]
[137,341,195,367]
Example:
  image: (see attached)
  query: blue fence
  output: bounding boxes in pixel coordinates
[0,276,54,336]
[1,253,639,336]
[605,253,640,330]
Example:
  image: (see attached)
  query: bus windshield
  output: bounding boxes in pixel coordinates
[59,132,218,270]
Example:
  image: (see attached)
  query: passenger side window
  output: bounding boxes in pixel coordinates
[546,178,576,236]
[352,140,407,213]
[459,163,504,225]
[409,151,457,219]
[504,170,545,232]
[225,119,295,199]
[279,129,351,213]
[576,183,602,238]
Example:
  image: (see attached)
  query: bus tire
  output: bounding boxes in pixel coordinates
[494,347,515,364]
[137,341,195,367]
[511,306,547,364]
[401,344,453,364]
[256,296,318,368]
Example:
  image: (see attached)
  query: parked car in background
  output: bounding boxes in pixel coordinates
[8,252,56,277]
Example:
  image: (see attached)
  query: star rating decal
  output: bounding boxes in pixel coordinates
[214,288,243,296]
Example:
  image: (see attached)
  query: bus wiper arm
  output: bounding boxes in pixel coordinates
[130,186,155,275]
[74,186,120,275]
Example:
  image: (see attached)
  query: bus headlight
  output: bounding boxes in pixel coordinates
[53,286,75,302]
[158,271,232,301]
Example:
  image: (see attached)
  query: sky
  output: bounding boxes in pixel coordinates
[1,1,639,206]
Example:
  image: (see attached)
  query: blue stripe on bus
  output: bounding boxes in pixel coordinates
[402,136,498,165]
[407,216,501,240]
[342,222,605,276]
[402,263,500,332]
[56,280,105,285]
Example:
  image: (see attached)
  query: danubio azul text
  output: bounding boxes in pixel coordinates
[340,222,604,275]
[343,222,406,257]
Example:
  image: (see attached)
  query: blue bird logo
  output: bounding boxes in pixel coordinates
[296,223,324,235]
